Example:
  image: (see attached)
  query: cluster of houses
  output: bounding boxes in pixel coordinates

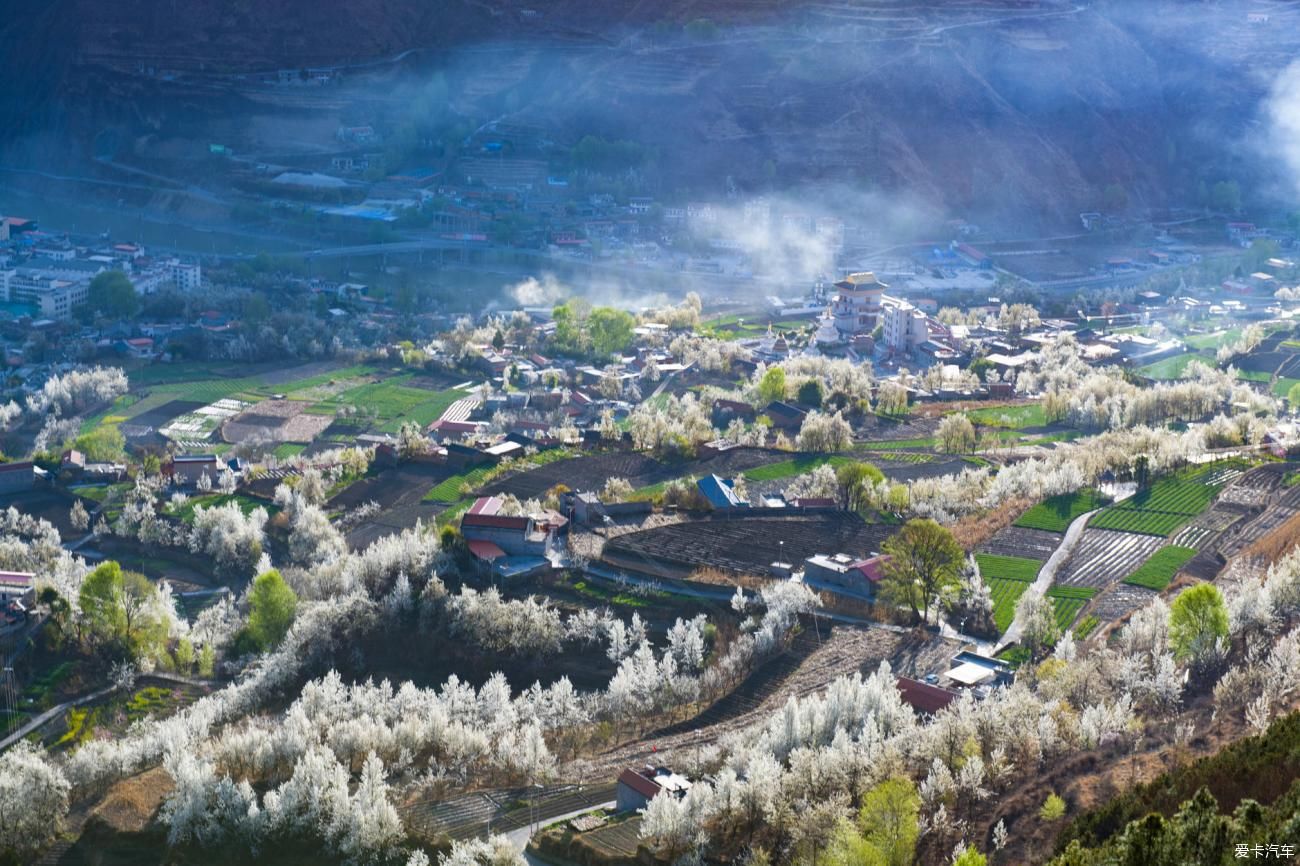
[0,224,201,321]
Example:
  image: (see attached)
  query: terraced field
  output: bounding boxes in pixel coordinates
[1057,529,1165,588]
[974,553,1043,582]
[603,513,894,579]
[1015,489,1108,533]
[1089,476,1222,537]
[987,577,1033,633]
[1046,585,1098,633]
[1122,545,1198,591]
[979,525,1063,561]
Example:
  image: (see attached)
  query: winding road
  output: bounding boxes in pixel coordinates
[996,508,1098,651]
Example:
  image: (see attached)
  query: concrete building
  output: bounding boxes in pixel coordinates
[830,272,888,338]
[169,260,203,292]
[881,299,930,355]
[460,497,550,558]
[4,272,90,320]
[0,571,35,605]
[0,461,35,494]
[802,553,886,600]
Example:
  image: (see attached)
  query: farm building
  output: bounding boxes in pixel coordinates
[802,553,887,600]
[945,651,1014,692]
[765,401,807,430]
[460,497,550,558]
[615,766,692,813]
[697,474,749,510]
[0,461,35,494]
[896,676,958,715]
[167,454,219,487]
[0,571,35,605]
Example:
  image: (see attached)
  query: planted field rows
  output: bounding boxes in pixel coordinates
[1089,476,1225,537]
[603,514,894,579]
[1057,529,1165,588]
[1122,545,1197,591]
[977,548,1046,633]
[975,553,1043,582]
[1015,489,1108,533]
[986,577,1033,633]
[979,526,1062,561]
[1046,585,1098,633]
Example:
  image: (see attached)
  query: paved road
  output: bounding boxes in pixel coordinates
[0,685,117,752]
[997,508,1098,651]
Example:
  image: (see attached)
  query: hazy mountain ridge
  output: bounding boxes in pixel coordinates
[2,0,1295,224]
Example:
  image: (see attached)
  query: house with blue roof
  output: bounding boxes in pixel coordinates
[697,474,749,510]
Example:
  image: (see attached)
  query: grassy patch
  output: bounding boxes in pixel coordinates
[1183,328,1242,350]
[1015,489,1108,533]
[23,662,75,709]
[1236,369,1272,383]
[1122,545,1198,590]
[1274,377,1300,398]
[569,579,664,608]
[1138,353,1209,381]
[272,442,306,459]
[965,402,1046,429]
[165,493,277,524]
[743,455,854,482]
[423,466,494,503]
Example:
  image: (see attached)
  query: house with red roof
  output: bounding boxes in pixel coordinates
[802,553,888,600]
[896,676,959,715]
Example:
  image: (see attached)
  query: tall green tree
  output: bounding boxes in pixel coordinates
[245,568,298,650]
[78,561,126,645]
[758,366,787,404]
[588,307,635,357]
[879,519,965,625]
[1169,583,1229,668]
[835,462,884,513]
[857,777,920,866]
[86,270,140,319]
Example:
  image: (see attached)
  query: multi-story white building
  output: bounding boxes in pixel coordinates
[169,260,202,292]
[881,297,931,354]
[830,272,888,338]
[5,272,90,320]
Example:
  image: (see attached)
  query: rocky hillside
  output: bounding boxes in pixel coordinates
[2,0,1295,225]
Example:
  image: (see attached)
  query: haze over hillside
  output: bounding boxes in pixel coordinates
[6,0,1300,230]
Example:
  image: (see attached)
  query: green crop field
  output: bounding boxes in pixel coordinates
[1089,475,1223,537]
[1073,615,1100,640]
[987,576,1034,633]
[1122,545,1198,590]
[975,553,1043,582]
[1046,585,1098,633]
[965,402,1046,429]
[1114,480,1216,515]
[1015,489,1108,532]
